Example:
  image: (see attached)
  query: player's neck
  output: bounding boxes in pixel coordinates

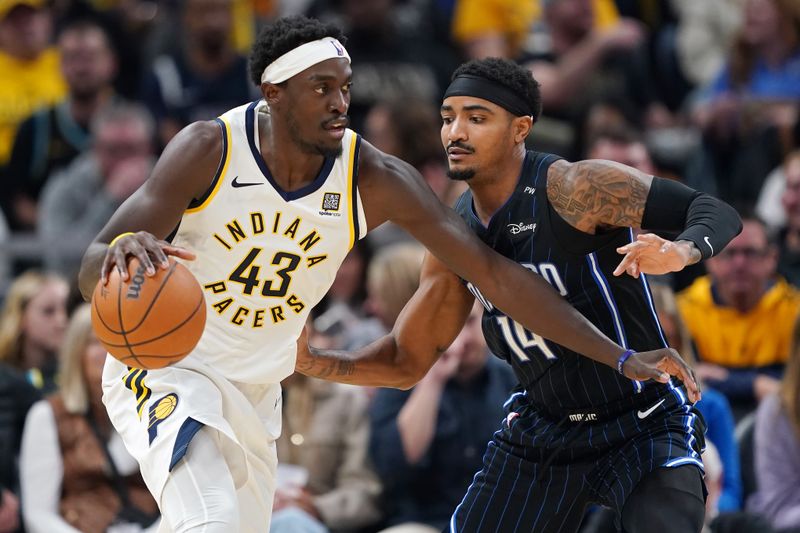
[257,111,328,191]
[469,150,526,225]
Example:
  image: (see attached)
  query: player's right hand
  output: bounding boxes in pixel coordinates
[622,348,701,403]
[101,230,196,284]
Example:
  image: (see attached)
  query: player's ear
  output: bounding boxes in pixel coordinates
[513,115,533,144]
[262,82,283,106]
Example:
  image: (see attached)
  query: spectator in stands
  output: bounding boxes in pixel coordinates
[369,302,517,532]
[747,322,800,531]
[20,304,159,532]
[38,103,155,278]
[678,215,800,419]
[0,0,66,167]
[449,0,537,60]
[4,17,117,233]
[0,363,40,533]
[703,441,776,533]
[670,0,742,89]
[777,151,800,286]
[365,98,464,209]
[651,283,742,511]
[140,0,255,147]
[341,243,426,351]
[584,125,656,175]
[0,270,68,393]
[688,0,800,204]
[310,0,457,132]
[273,327,382,533]
[525,0,655,127]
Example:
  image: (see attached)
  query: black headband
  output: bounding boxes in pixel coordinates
[443,75,533,117]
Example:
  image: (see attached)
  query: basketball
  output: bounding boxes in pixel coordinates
[90,257,206,369]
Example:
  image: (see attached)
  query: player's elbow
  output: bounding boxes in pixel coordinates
[394,360,426,390]
[392,347,436,390]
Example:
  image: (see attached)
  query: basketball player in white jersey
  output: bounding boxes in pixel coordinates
[78,16,696,533]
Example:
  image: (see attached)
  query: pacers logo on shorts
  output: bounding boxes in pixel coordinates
[148,393,179,445]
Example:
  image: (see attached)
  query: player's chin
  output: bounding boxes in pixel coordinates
[446,165,476,182]
[316,139,343,158]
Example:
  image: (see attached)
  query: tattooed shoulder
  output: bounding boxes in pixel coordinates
[546,159,651,233]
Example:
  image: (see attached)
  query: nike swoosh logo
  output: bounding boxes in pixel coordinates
[704,236,714,256]
[231,176,263,188]
[637,398,666,419]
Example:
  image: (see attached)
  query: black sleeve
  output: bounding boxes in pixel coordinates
[642,177,742,260]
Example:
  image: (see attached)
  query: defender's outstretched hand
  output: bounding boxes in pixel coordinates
[622,348,701,403]
[614,233,697,278]
[101,231,195,284]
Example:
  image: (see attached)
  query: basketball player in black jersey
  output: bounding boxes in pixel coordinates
[296,57,742,533]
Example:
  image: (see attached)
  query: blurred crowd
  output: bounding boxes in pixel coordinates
[1,0,800,532]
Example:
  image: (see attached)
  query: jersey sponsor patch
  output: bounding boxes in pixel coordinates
[148,393,179,445]
[322,192,341,211]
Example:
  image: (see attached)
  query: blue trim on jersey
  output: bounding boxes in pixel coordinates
[630,230,669,349]
[664,457,705,470]
[587,253,627,346]
[503,390,526,409]
[666,379,704,470]
[244,100,335,201]
[587,253,643,393]
[350,134,362,240]
[168,417,205,471]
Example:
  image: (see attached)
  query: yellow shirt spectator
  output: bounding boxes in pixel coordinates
[677,275,800,368]
[0,47,66,164]
[452,0,619,59]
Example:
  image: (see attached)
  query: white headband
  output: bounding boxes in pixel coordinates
[261,37,351,84]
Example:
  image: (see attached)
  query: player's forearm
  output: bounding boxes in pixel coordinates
[78,242,109,301]
[295,335,423,389]
[481,256,624,368]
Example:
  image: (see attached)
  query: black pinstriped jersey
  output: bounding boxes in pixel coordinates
[454,151,672,411]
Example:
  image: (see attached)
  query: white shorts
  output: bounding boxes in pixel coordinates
[102,354,281,522]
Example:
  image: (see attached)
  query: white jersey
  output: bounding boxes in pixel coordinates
[172,100,366,384]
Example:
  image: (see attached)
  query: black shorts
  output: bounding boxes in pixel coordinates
[448,384,706,533]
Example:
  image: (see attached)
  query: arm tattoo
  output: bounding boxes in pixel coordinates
[547,159,649,233]
[296,352,356,378]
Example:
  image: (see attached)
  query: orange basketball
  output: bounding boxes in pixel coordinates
[91,257,206,369]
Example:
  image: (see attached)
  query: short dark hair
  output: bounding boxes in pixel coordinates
[451,58,542,122]
[248,15,346,87]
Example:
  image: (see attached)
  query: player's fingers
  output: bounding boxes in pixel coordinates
[616,239,649,254]
[113,245,131,281]
[657,354,701,403]
[636,233,663,244]
[628,260,640,279]
[632,363,669,383]
[613,253,636,276]
[128,240,156,276]
[147,239,170,269]
[162,245,197,261]
[100,252,113,285]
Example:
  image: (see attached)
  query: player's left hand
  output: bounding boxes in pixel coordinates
[613,233,694,278]
[622,348,701,403]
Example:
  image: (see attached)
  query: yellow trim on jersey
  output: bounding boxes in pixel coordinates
[346,132,358,249]
[123,367,152,420]
[185,117,233,214]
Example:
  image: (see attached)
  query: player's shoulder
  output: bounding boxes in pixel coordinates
[160,120,226,171]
